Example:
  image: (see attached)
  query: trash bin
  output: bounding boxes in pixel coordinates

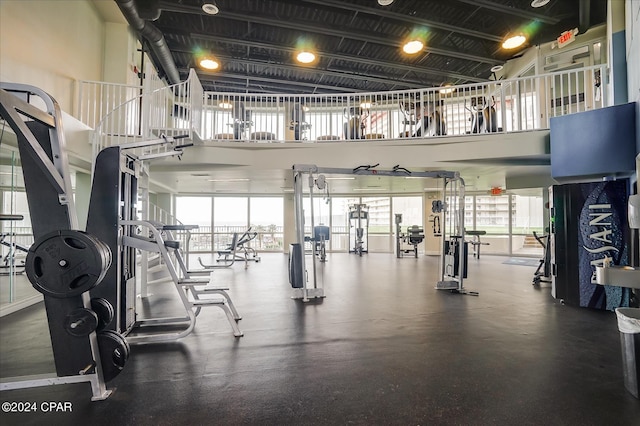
[615,307,640,398]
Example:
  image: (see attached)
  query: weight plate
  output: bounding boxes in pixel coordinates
[91,298,115,331]
[25,230,111,298]
[97,330,130,382]
[64,308,99,337]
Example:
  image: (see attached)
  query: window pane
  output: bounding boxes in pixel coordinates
[176,196,212,252]
[331,197,358,251]
[250,197,284,251]
[214,197,248,250]
[392,196,423,229]
[362,197,390,233]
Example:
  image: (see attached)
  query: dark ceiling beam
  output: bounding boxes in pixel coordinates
[156,1,502,65]
[299,0,503,42]
[190,33,486,83]
[172,46,433,88]
[453,0,560,24]
[192,70,367,93]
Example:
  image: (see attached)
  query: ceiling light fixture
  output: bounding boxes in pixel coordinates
[502,34,526,49]
[218,101,233,109]
[296,51,316,64]
[490,65,504,73]
[530,0,550,8]
[207,178,250,182]
[402,40,424,55]
[378,0,395,5]
[200,58,220,70]
[202,3,219,15]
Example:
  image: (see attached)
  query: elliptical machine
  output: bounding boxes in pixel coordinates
[343,106,367,140]
[532,230,552,286]
[465,96,497,134]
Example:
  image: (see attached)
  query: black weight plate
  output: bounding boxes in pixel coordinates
[64,308,99,337]
[91,298,115,331]
[25,230,110,298]
[97,330,130,382]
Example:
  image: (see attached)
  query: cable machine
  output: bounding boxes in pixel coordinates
[434,176,476,295]
[290,164,471,301]
[348,203,369,256]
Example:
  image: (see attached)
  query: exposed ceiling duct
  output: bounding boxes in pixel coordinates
[115,0,180,85]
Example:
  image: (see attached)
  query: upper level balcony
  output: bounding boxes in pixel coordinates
[74,64,608,192]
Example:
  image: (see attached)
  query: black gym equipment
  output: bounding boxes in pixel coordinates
[0,231,28,275]
[0,83,119,400]
[395,214,424,258]
[290,101,311,141]
[465,96,498,134]
[532,230,552,286]
[343,106,367,140]
[414,99,447,137]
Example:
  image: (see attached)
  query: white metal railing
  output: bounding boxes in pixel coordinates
[82,64,608,152]
[201,64,607,142]
[90,69,204,160]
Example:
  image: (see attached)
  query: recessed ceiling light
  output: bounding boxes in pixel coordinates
[202,3,219,15]
[218,101,233,109]
[502,35,526,49]
[530,0,550,8]
[200,58,220,70]
[402,40,424,54]
[296,51,316,64]
[207,178,250,182]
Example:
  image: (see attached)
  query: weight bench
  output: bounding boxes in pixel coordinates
[122,220,243,342]
[200,227,260,270]
[466,230,489,259]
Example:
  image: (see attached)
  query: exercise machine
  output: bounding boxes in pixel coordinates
[532,230,552,286]
[291,164,468,300]
[349,203,369,256]
[395,214,424,258]
[465,96,498,134]
[466,230,489,259]
[231,100,252,140]
[290,101,311,141]
[435,175,477,295]
[313,225,330,263]
[198,227,261,269]
[343,106,367,140]
[0,83,118,400]
[398,101,418,137]
[0,229,27,275]
[415,100,446,137]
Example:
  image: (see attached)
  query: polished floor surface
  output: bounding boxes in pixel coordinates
[1,253,639,425]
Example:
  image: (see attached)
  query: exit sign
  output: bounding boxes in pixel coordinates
[557,28,577,48]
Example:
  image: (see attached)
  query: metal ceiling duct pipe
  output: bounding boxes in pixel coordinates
[578,0,591,34]
[115,0,180,85]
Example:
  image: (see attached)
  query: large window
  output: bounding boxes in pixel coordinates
[175,196,212,252]
[214,197,248,250]
[250,197,284,251]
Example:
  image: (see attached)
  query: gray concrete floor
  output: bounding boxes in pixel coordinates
[1,253,639,425]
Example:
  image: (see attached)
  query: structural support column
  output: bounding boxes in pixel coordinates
[607,0,628,105]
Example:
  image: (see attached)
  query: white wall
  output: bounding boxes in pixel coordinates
[0,0,141,115]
